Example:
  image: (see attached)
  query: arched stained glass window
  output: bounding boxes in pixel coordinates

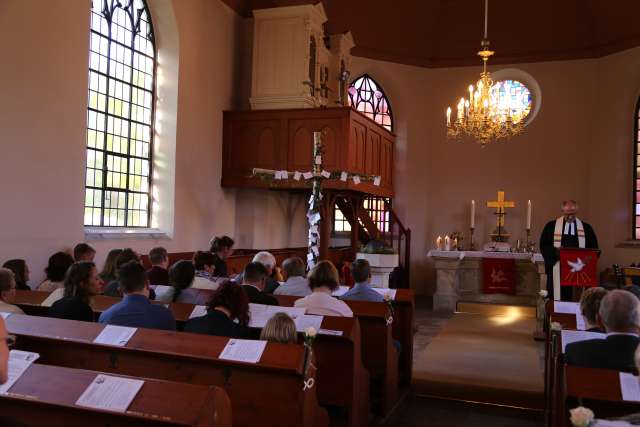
[85,0,156,228]
[490,79,532,124]
[348,74,393,132]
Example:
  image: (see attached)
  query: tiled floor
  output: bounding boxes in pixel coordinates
[382,297,544,427]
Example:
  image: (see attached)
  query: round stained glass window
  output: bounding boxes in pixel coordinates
[489,80,532,124]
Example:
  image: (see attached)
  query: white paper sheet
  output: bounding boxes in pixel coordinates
[152,285,173,300]
[93,325,137,347]
[0,312,12,320]
[189,305,208,319]
[321,170,331,178]
[40,288,65,307]
[249,304,307,328]
[596,420,634,426]
[293,171,301,181]
[294,314,323,332]
[318,329,343,336]
[554,301,580,314]
[373,288,397,300]
[303,172,313,180]
[340,171,348,182]
[373,176,381,186]
[314,155,322,165]
[0,350,40,395]
[219,339,267,364]
[332,286,350,297]
[620,372,640,402]
[352,175,361,185]
[561,329,605,352]
[76,374,144,413]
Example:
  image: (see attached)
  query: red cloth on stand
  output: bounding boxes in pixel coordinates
[482,257,516,294]
[560,248,598,287]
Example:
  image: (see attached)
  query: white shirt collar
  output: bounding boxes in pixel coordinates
[607,332,639,337]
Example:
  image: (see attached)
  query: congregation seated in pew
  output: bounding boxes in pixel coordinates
[193,250,221,290]
[48,261,103,322]
[73,242,96,262]
[295,261,353,317]
[0,268,24,315]
[340,259,384,303]
[259,312,297,344]
[209,235,235,278]
[580,287,608,333]
[146,246,169,287]
[241,262,279,306]
[184,280,251,338]
[235,251,281,294]
[566,290,639,371]
[99,261,176,331]
[99,248,122,284]
[37,251,74,292]
[274,256,311,297]
[103,249,157,300]
[166,260,211,305]
[2,259,31,291]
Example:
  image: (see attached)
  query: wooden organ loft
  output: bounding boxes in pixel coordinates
[220,2,410,286]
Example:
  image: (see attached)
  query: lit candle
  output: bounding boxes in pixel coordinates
[468,85,474,107]
[457,98,464,121]
[436,236,443,250]
[464,100,470,117]
[444,235,451,251]
[526,200,532,230]
[471,200,475,229]
[446,107,451,126]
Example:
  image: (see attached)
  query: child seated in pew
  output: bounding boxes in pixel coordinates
[2,259,31,291]
[580,287,608,333]
[0,268,24,315]
[184,280,250,338]
[294,261,353,317]
[99,261,175,331]
[37,252,74,292]
[48,261,104,322]
[260,312,297,344]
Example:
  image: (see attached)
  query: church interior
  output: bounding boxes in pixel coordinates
[2,0,640,425]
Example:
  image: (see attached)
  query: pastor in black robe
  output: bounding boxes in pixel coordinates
[539,218,598,300]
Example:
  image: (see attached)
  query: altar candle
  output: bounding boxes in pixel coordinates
[470,200,475,229]
[436,236,443,250]
[526,200,532,230]
[444,235,451,251]
[446,107,451,126]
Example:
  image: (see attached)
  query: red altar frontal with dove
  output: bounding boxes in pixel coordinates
[559,248,599,287]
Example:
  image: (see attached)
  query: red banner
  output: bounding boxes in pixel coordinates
[482,258,516,294]
[560,248,598,287]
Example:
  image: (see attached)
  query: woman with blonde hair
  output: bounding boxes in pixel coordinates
[294,260,353,317]
[260,312,298,344]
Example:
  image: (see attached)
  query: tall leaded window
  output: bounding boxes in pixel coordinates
[634,99,640,239]
[333,196,392,234]
[85,0,156,227]
[348,74,393,132]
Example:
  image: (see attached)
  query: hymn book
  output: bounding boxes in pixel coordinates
[189,305,208,319]
[619,372,640,402]
[75,374,144,413]
[0,350,40,395]
[40,288,65,307]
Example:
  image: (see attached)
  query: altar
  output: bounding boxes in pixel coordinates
[427,250,546,312]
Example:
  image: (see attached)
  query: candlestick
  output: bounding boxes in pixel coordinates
[436,235,443,251]
[526,199,532,230]
[469,227,476,251]
[444,235,451,251]
[471,200,475,229]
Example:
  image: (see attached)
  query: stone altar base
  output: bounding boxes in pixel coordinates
[428,251,546,313]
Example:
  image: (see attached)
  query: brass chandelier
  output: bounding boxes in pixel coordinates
[446,0,528,147]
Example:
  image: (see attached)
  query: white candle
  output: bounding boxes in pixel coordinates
[446,107,451,126]
[526,200,532,230]
[471,200,475,229]
[436,236,443,250]
[444,235,451,251]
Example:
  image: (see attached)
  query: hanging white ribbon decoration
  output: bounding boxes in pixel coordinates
[386,316,393,326]
[303,377,315,391]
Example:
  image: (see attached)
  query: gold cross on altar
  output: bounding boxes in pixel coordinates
[487,190,515,227]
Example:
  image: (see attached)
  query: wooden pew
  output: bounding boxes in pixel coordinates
[563,365,640,421]
[5,314,327,427]
[1,362,232,426]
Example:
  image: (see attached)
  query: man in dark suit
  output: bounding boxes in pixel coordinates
[146,246,170,286]
[241,262,278,306]
[565,290,639,371]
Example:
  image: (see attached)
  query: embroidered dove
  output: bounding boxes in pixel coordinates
[567,258,586,273]
[491,268,506,283]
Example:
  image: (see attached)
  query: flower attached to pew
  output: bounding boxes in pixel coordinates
[550,321,562,332]
[569,406,595,427]
[304,327,317,348]
[383,293,395,326]
[539,289,548,299]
